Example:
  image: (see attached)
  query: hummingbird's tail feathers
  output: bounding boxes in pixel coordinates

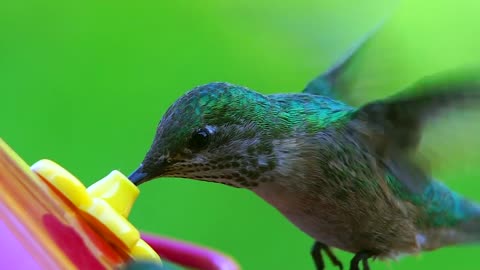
[456,205,480,244]
[422,201,480,250]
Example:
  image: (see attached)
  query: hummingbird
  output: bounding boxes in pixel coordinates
[128,23,480,270]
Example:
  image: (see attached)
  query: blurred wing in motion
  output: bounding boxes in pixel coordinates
[302,17,386,105]
[350,68,480,193]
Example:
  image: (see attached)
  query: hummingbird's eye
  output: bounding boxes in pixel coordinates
[189,128,211,150]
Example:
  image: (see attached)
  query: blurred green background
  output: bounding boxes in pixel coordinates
[2,0,480,269]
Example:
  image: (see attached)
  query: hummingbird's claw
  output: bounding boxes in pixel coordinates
[311,242,344,270]
[349,251,372,270]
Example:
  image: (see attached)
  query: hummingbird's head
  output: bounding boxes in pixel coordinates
[129,82,278,189]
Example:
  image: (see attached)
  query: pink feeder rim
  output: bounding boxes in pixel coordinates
[142,233,240,270]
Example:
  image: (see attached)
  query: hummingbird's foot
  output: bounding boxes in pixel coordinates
[349,251,371,270]
[311,241,343,270]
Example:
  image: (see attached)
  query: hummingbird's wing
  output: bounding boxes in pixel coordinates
[349,68,480,193]
[302,19,385,105]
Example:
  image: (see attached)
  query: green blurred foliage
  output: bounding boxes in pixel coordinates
[1,0,480,269]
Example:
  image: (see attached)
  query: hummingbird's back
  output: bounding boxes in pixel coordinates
[251,92,480,258]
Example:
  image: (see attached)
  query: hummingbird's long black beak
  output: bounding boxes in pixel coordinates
[129,158,168,185]
[128,164,151,186]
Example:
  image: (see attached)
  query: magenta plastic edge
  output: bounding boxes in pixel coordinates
[141,233,240,270]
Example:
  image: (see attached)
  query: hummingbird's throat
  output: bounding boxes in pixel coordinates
[167,152,278,188]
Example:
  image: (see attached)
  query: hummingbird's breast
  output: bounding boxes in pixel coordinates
[250,130,423,257]
[253,179,422,257]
